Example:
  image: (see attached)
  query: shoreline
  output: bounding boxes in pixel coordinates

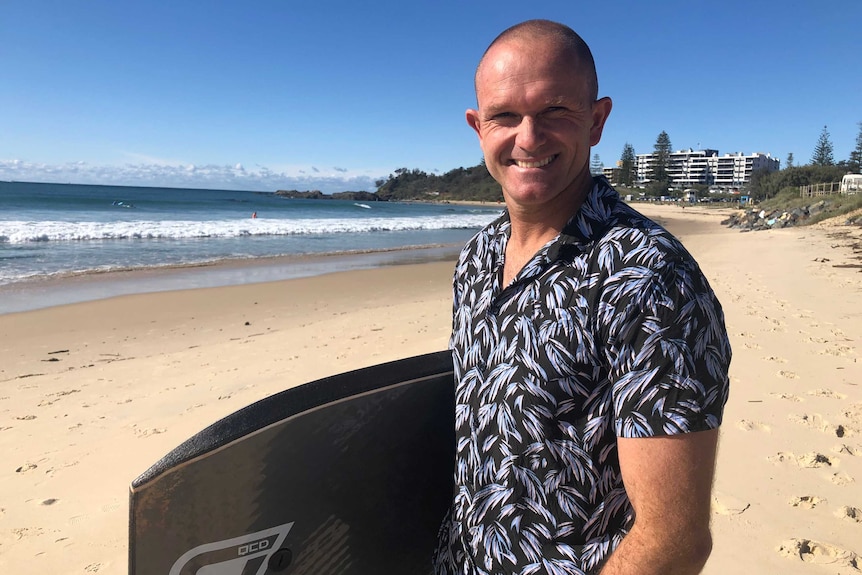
[0,243,465,315]
[0,202,731,316]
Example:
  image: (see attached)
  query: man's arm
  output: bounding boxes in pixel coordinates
[599,428,719,575]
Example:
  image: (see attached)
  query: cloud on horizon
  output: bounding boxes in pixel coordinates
[0,159,383,193]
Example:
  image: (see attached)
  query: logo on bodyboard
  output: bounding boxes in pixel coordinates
[169,522,294,575]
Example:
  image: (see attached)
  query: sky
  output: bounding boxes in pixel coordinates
[2,0,860,193]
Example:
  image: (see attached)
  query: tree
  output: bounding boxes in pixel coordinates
[811,125,835,166]
[848,121,862,173]
[619,143,636,187]
[785,153,794,169]
[748,168,774,201]
[590,153,603,176]
[650,131,672,192]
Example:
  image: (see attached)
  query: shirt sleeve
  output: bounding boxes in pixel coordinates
[601,254,731,438]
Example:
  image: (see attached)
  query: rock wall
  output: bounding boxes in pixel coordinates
[722,200,862,231]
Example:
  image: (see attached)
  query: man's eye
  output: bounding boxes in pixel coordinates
[491,113,518,124]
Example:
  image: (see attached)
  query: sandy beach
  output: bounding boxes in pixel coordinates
[1,203,860,574]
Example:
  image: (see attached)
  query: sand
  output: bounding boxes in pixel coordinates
[1,203,860,574]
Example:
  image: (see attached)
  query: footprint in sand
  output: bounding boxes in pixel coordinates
[835,506,862,523]
[788,413,850,438]
[771,392,803,402]
[843,403,862,425]
[820,344,855,357]
[11,527,44,540]
[788,495,825,509]
[777,370,799,379]
[768,451,835,468]
[711,492,750,516]
[829,472,855,486]
[134,427,167,438]
[736,419,771,432]
[835,422,858,439]
[788,413,829,432]
[778,539,860,569]
[763,355,788,363]
[808,388,848,400]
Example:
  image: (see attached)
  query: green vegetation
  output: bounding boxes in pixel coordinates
[374,164,503,202]
[747,164,849,202]
[619,143,636,187]
[811,125,836,166]
[590,153,603,176]
[849,121,862,173]
[648,131,672,196]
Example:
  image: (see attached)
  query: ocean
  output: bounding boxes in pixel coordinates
[0,181,503,313]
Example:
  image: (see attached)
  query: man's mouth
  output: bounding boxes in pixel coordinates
[513,155,557,168]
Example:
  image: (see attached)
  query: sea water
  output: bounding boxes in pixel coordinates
[0,181,502,312]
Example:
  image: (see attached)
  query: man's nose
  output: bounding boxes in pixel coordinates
[515,116,545,151]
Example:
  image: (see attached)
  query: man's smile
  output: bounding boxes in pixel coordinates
[512,154,558,169]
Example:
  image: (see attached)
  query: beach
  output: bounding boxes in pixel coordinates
[1,203,861,574]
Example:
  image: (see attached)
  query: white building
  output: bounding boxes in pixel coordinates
[635,149,780,189]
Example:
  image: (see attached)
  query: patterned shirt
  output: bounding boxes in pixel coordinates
[434,178,731,575]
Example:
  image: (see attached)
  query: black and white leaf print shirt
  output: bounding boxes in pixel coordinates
[434,177,731,575]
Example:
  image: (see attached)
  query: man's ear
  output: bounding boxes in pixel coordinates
[466,109,482,139]
[589,97,613,146]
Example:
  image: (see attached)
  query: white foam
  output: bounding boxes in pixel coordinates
[0,213,496,244]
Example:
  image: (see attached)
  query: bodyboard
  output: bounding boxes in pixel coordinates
[129,350,455,575]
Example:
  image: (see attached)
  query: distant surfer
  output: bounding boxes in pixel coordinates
[251,212,257,219]
[434,20,730,575]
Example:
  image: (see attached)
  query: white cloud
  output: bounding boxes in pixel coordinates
[0,159,384,193]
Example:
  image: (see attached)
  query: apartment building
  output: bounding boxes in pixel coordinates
[634,149,780,189]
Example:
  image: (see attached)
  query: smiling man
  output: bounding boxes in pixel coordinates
[434,20,731,575]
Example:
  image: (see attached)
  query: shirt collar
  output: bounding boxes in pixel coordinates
[548,176,619,261]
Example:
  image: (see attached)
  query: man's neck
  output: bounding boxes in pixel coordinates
[502,178,593,285]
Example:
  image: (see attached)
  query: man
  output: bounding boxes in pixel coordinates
[434,20,731,575]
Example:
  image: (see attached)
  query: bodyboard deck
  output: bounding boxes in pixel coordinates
[129,350,454,575]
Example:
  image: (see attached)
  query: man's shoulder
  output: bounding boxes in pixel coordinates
[581,181,690,261]
[608,202,679,249]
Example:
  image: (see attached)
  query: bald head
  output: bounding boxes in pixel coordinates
[475,20,598,103]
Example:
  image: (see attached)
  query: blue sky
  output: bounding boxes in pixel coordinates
[1,0,860,193]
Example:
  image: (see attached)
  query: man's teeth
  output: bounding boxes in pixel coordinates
[515,156,554,168]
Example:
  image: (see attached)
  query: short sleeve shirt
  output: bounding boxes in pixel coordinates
[434,178,731,575]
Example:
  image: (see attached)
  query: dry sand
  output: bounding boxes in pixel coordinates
[1,203,860,574]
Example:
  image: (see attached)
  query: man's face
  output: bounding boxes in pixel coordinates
[467,39,611,216]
